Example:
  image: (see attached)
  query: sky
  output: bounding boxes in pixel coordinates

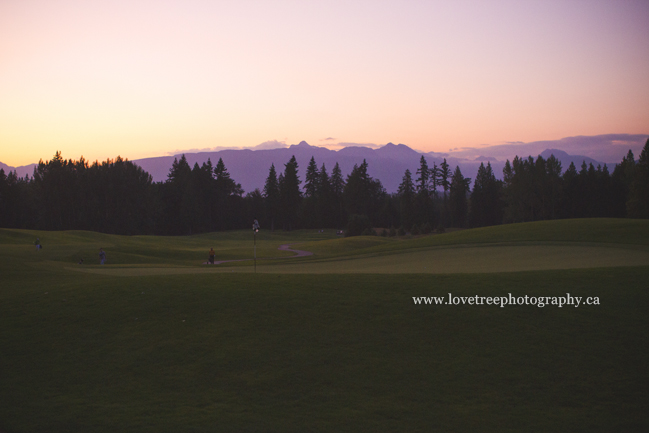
[1,0,648,167]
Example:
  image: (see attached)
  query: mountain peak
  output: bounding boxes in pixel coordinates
[540,148,569,158]
[376,142,418,155]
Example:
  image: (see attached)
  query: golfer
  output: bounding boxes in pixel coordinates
[99,248,106,265]
[209,248,215,265]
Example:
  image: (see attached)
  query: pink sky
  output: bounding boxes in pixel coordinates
[1,0,648,166]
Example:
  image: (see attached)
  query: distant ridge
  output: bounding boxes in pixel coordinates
[1,136,633,193]
[128,142,610,193]
[539,149,604,168]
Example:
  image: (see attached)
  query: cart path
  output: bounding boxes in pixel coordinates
[204,243,313,265]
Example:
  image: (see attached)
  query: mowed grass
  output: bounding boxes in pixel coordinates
[258,244,649,274]
[1,219,648,431]
[0,227,338,270]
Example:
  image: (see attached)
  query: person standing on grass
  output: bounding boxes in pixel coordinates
[209,248,215,265]
[34,238,41,250]
[99,248,106,265]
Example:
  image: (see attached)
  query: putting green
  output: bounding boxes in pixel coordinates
[67,243,649,276]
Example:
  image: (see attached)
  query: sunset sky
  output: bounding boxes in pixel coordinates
[1,0,648,166]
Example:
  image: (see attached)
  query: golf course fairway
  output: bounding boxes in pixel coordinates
[0,219,647,432]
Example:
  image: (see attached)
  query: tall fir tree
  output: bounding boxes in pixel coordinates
[343,159,385,223]
[279,156,302,230]
[398,169,415,230]
[330,162,346,228]
[304,156,320,198]
[263,164,280,231]
[627,139,649,218]
[469,162,502,227]
[449,166,471,227]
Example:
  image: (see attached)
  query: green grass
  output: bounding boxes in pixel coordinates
[1,219,648,431]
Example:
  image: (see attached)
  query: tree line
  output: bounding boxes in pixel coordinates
[1,139,647,235]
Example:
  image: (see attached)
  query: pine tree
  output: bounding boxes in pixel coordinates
[414,156,434,226]
[330,162,346,228]
[429,162,439,197]
[415,156,429,193]
[561,161,578,218]
[545,155,562,220]
[302,156,320,228]
[439,158,451,224]
[279,156,302,230]
[211,158,243,231]
[398,169,415,230]
[469,162,502,227]
[439,158,450,198]
[627,139,649,218]
[343,159,385,221]
[263,164,280,231]
[449,166,470,227]
[318,163,334,228]
[304,156,320,198]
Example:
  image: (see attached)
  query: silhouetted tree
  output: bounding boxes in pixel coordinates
[343,159,385,224]
[469,162,502,227]
[398,169,415,230]
[279,156,302,230]
[263,164,280,231]
[330,162,346,228]
[627,139,649,218]
[449,166,470,227]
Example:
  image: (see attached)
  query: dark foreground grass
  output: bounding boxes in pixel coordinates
[1,263,648,432]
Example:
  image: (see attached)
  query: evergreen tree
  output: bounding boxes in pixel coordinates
[163,154,193,233]
[343,159,385,223]
[545,155,562,219]
[469,162,502,227]
[429,162,439,197]
[213,157,243,231]
[263,164,280,231]
[304,156,320,198]
[330,162,346,228]
[439,158,450,198]
[317,163,334,228]
[414,156,434,226]
[439,158,451,224]
[415,156,429,193]
[561,161,579,218]
[449,166,470,227]
[245,188,264,225]
[611,150,636,217]
[627,139,649,218]
[398,169,415,230]
[279,156,302,230]
[302,156,320,228]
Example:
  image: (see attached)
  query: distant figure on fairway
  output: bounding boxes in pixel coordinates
[209,248,215,265]
[99,248,106,265]
[34,238,41,250]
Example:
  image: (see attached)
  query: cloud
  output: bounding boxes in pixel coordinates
[168,146,241,155]
[447,134,648,163]
[320,137,336,141]
[168,140,288,155]
[329,142,382,149]
[251,140,288,150]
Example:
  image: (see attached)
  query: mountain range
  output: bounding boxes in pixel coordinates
[3,133,646,193]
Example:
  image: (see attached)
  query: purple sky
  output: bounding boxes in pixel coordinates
[1,0,648,166]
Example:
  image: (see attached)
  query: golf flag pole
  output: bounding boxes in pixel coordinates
[252,219,260,273]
